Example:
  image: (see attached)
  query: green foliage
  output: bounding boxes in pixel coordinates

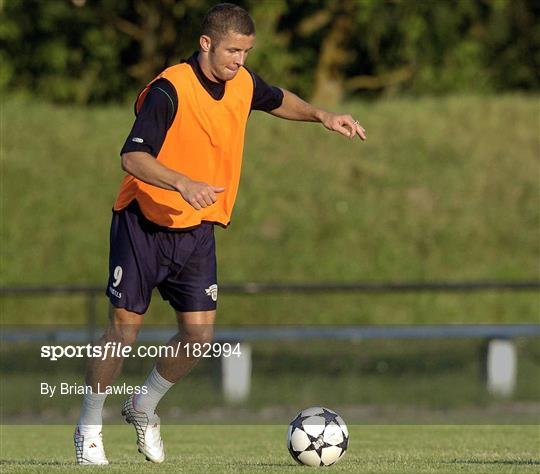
[0,0,213,103]
[347,0,540,95]
[1,0,538,103]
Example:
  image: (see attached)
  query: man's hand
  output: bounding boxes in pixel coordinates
[269,90,367,141]
[121,152,225,210]
[177,178,225,210]
[319,112,367,141]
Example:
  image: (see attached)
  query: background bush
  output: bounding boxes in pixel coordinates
[1,0,538,104]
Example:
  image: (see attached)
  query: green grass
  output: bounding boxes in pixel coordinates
[1,425,539,473]
[1,94,539,324]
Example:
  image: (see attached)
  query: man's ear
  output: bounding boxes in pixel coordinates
[200,35,212,53]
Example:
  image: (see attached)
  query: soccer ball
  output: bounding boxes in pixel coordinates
[287,406,349,467]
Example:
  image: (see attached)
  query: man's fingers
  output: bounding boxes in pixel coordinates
[194,191,213,207]
[346,123,357,139]
[325,113,366,141]
[190,198,202,210]
[351,120,366,141]
[335,124,354,138]
[202,193,214,206]
[186,185,225,210]
[355,123,367,141]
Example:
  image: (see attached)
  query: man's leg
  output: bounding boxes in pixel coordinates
[158,310,216,381]
[86,308,143,390]
[121,310,215,464]
[75,308,143,465]
[135,310,216,413]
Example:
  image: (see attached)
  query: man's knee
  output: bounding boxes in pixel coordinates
[186,325,214,346]
[105,307,144,346]
[179,310,215,345]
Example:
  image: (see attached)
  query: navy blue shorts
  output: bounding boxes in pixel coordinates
[105,201,218,314]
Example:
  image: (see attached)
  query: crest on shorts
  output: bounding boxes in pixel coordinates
[205,284,218,302]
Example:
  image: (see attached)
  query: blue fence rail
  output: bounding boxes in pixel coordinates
[2,280,539,295]
[2,282,539,400]
[2,280,538,341]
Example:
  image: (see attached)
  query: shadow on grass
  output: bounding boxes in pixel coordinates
[447,459,540,466]
[0,459,302,468]
[0,460,69,466]
[239,463,298,468]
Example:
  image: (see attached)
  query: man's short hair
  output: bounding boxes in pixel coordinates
[202,3,255,43]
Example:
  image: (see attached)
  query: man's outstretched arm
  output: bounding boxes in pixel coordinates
[269,89,367,141]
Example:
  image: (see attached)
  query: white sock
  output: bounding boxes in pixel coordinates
[134,367,174,415]
[77,391,107,436]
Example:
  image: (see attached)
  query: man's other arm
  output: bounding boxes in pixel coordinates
[121,152,224,210]
[269,89,367,141]
[120,79,224,210]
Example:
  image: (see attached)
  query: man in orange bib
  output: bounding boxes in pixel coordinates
[75,3,366,465]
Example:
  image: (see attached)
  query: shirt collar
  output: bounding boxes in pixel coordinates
[185,51,225,100]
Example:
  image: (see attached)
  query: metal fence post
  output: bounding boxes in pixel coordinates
[221,343,252,403]
[486,338,517,397]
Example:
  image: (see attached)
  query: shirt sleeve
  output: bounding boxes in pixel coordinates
[246,68,284,112]
[120,78,178,158]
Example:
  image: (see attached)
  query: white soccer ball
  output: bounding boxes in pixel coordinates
[287,406,349,467]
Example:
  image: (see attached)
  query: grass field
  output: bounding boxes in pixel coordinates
[1,425,539,473]
[1,94,539,324]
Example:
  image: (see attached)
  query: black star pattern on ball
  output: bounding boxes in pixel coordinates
[304,432,322,449]
[290,414,311,431]
[321,408,349,447]
[321,407,341,425]
[298,430,327,467]
[287,437,303,465]
[288,408,348,467]
[288,414,317,461]
[338,436,349,450]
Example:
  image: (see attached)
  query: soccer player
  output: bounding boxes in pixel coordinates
[74,3,366,465]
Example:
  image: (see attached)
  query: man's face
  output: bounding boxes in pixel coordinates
[202,31,255,82]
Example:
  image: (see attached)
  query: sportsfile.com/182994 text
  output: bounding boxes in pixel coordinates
[40,342,242,361]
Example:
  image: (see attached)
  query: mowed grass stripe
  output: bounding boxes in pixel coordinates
[1,425,539,473]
